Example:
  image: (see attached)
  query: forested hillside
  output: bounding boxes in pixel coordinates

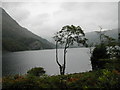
[2,8,55,52]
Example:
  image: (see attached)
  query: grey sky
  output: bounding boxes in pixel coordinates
[2,2,118,40]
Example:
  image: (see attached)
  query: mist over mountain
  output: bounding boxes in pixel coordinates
[49,29,118,48]
[85,29,118,45]
[2,8,55,52]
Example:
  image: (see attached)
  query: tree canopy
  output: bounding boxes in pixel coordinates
[53,25,87,75]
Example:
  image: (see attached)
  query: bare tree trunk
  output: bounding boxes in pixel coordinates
[63,48,67,75]
[56,37,69,75]
[56,41,63,75]
[63,40,68,75]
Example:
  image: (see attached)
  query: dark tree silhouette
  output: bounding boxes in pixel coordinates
[27,67,45,77]
[91,26,116,70]
[53,25,87,75]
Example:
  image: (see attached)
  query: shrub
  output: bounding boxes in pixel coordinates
[91,45,109,70]
[27,67,45,77]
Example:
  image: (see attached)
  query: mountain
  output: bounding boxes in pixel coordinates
[2,8,55,52]
[48,29,118,48]
[85,29,118,45]
[64,29,118,47]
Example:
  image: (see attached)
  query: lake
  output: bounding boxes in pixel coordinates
[2,48,92,76]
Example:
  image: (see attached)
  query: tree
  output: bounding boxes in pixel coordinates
[95,26,108,45]
[91,26,117,70]
[27,67,46,77]
[91,44,109,70]
[53,25,87,75]
[95,26,116,46]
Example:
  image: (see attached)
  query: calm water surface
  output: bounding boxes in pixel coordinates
[3,48,92,76]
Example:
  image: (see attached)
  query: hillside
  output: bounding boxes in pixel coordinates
[64,29,118,48]
[85,29,118,45]
[49,28,118,48]
[2,8,55,52]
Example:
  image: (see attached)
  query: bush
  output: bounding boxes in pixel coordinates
[2,68,120,89]
[91,45,109,70]
[27,67,46,77]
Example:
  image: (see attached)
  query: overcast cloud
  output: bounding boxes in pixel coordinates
[2,2,118,40]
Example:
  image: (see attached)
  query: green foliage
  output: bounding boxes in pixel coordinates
[104,59,120,71]
[54,25,87,47]
[2,38,28,52]
[90,27,118,70]
[2,75,41,89]
[91,45,109,70]
[3,65,120,89]
[97,69,120,88]
[27,67,46,77]
[53,25,87,75]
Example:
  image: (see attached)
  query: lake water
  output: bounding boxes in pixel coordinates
[2,48,92,76]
